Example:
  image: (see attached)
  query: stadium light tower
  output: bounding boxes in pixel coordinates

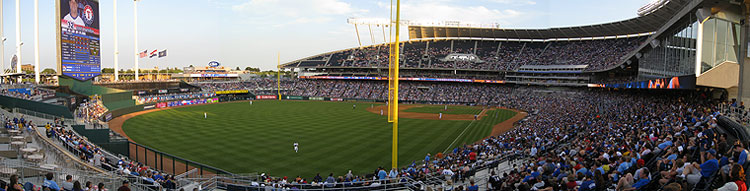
[1,0,4,76]
[34,0,39,83]
[114,0,119,81]
[15,0,21,82]
[134,0,141,81]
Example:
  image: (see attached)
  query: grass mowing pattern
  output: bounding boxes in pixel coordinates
[403,105,484,115]
[122,100,516,178]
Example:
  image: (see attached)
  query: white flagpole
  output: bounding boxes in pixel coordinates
[1,0,5,79]
[114,0,119,81]
[34,0,39,83]
[133,0,139,81]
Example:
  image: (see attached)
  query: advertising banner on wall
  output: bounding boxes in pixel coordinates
[601,75,696,89]
[215,90,249,95]
[155,98,219,108]
[285,96,303,100]
[256,95,278,100]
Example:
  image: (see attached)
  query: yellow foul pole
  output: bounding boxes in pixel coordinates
[277,52,281,100]
[391,0,400,170]
[387,0,394,123]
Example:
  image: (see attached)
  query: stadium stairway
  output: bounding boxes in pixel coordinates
[472,158,525,190]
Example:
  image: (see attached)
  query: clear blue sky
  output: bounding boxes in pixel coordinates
[1,0,652,71]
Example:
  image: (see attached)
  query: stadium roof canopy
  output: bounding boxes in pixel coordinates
[408,0,689,40]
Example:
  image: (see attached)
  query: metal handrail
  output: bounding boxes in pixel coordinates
[187,175,423,191]
[127,141,233,175]
[719,103,750,126]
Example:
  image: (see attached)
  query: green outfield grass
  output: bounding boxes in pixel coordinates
[122,100,516,178]
[402,105,484,115]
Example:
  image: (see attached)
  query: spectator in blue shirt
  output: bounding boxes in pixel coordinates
[377,168,387,180]
[43,173,61,191]
[467,180,479,191]
[325,173,336,187]
[630,169,650,190]
[578,174,596,191]
[735,145,748,166]
[576,167,589,177]
[657,137,673,150]
[684,149,720,185]
[617,157,631,174]
[700,150,720,177]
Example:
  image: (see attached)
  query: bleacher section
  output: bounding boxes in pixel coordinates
[285,37,646,72]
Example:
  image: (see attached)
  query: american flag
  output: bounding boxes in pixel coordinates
[139,50,148,58]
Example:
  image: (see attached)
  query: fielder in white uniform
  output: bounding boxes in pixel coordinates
[293,142,299,153]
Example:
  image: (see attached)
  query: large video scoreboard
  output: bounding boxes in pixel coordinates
[57,0,100,81]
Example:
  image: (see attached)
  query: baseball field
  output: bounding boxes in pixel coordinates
[118,100,521,178]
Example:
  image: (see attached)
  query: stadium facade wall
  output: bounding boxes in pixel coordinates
[58,76,136,111]
[0,94,73,118]
[103,104,146,122]
[72,125,111,143]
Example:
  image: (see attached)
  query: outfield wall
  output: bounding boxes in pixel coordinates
[102,97,220,122]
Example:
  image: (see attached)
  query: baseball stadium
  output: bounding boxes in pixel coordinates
[1,0,750,190]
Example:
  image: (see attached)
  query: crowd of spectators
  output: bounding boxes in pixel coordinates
[1,116,156,191]
[2,114,34,130]
[191,78,296,93]
[14,77,740,190]
[290,79,515,104]
[193,81,257,92]
[44,119,178,190]
[1,172,148,191]
[0,87,55,101]
[291,37,645,71]
[476,90,728,191]
[135,92,215,105]
[533,37,645,71]
[75,96,108,124]
[45,121,106,165]
[200,78,741,191]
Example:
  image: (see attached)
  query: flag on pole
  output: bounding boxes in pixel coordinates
[149,50,158,58]
[158,50,167,58]
[139,50,148,58]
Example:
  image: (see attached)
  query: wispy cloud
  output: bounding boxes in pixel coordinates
[487,0,537,5]
[401,1,525,26]
[231,0,366,26]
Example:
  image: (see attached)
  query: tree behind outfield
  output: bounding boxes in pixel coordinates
[245,67,260,72]
[41,68,56,74]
